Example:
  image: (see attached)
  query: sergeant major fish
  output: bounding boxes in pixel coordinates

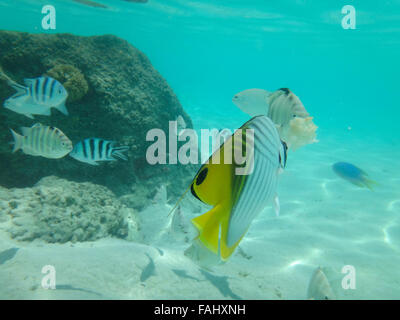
[4,76,68,119]
[69,138,129,165]
[10,123,73,159]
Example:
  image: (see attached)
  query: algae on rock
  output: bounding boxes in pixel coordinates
[46,64,89,103]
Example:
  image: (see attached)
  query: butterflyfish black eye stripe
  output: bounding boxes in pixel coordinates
[196,168,208,186]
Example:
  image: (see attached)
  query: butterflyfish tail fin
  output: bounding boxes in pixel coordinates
[191,204,227,256]
[220,240,242,261]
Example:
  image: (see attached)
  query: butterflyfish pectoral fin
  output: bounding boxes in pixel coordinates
[191,204,229,256]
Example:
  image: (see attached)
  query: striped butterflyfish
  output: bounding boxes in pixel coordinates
[189,115,287,261]
[69,138,129,166]
[10,123,73,159]
[4,76,68,119]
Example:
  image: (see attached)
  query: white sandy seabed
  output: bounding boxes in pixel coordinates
[0,128,400,300]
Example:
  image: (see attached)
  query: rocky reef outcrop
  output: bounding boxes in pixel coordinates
[0,176,140,243]
[0,31,194,206]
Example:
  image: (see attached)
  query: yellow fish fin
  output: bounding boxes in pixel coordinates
[191,204,230,255]
[363,178,378,191]
[220,229,246,261]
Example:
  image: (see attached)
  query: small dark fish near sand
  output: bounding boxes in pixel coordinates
[73,0,107,8]
[56,284,102,297]
[140,254,156,282]
[172,269,200,282]
[0,248,19,265]
[200,270,241,300]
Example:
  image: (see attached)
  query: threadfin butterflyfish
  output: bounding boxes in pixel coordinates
[189,115,287,261]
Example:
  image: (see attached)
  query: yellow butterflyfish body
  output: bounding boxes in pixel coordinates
[190,115,287,261]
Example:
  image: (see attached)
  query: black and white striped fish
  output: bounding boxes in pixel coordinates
[4,76,68,119]
[69,138,129,165]
[10,123,73,159]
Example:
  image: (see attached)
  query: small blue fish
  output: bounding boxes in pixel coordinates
[69,138,129,165]
[332,162,376,190]
[4,76,68,118]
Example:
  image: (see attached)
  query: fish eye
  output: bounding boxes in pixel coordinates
[196,168,208,185]
[293,114,297,118]
[324,296,329,300]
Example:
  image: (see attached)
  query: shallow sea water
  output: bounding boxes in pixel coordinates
[0,0,399,300]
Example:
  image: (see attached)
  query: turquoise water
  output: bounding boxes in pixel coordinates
[1,0,399,141]
[0,0,399,300]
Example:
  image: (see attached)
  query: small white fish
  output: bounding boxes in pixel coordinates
[10,123,73,159]
[307,267,336,300]
[232,88,271,117]
[4,76,68,119]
